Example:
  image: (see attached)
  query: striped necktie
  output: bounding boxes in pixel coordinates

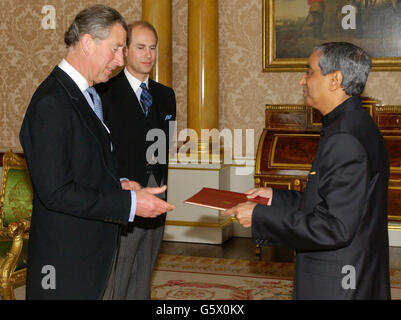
[140,82,152,116]
[86,86,104,122]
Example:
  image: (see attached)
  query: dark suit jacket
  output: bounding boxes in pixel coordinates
[97,71,176,193]
[252,96,391,299]
[19,66,131,299]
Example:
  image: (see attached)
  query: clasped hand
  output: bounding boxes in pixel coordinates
[220,187,272,228]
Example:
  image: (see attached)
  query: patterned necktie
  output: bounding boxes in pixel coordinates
[140,82,152,116]
[86,86,104,122]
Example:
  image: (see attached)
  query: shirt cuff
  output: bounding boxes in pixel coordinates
[120,178,136,222]
[128,190,136,222]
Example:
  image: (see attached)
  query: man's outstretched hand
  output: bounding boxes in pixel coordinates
[135,185,175,218]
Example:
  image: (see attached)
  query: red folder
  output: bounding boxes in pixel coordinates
[184,187,269,211]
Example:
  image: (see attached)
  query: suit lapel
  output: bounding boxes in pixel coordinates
[116,72,162,119]
[51,67,118,181]
[116,72,147,119]
[52,67,109,140]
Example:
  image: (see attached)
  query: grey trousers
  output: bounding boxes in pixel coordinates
[104,173,166,300]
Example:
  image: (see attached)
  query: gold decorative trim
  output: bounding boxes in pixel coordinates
[168,217,401,228]
[362,104,374,117]
[265,104,307,112]
[376,105,401,113]
[262,181,292,190]
[255,129,268,175]
[12,269,26,287]
[378,114,401,129]
[169,161,256,172]
[255,174,308,179]
[310,109,321,127]
[166,216,236,229]
[388,223,401,229]
[220,163,255,169]
[263,0,307,72]
[168,166,221,171]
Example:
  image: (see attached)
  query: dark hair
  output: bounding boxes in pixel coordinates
[126,20,158,47]
[64,4,127,48]
[314,42,371,96]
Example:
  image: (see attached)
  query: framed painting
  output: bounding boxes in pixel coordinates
[263,0,401,72]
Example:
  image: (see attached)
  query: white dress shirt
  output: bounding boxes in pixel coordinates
[124,68,149,110]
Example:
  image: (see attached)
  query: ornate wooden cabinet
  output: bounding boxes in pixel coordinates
[255,98,401,222]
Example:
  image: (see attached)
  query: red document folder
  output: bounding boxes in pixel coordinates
[184,187,269,211]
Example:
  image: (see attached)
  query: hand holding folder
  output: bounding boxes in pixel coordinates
[184,187,269,211]
[184,187,272,228]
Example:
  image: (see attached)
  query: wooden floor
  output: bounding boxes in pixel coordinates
[160,237,401,269]
[160,237,294,262]
[160,238,278,262]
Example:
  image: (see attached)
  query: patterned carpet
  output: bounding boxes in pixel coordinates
[151,254,401,300]
[9,254,401,300]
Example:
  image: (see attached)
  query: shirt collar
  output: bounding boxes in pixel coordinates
[58,59,90,93]
[124,68,149,92]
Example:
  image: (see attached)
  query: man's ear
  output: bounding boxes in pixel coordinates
[80,34,95,56]
[329,71,343,91]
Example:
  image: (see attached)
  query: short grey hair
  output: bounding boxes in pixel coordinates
[314,42,371,96]
[64,4,127,48]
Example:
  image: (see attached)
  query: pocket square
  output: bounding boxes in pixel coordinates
[165,114,173,120]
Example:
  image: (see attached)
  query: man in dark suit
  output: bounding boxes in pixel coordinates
[97,21,176,299]
[19,5,174,300]
[223,42,391,299]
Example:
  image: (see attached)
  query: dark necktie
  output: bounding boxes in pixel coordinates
[86,86,103,122]
[140,82,152,116]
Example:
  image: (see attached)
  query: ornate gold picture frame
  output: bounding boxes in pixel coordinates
[263,0,401,72]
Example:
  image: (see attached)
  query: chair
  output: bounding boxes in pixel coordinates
[0,152,32,300]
